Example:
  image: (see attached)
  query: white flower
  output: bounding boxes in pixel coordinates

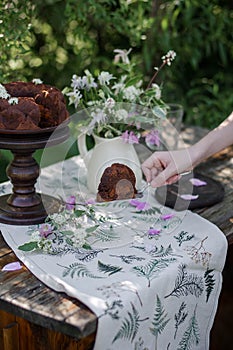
[162,50,176,66]
[115,109,128,121]
[105,98,115,109]
[72,229,87,248]
[98,71,114,85]
[49,212,68,226]
[71,74,97,91]
[123,85,141,102]
[38,239,52,253]
[8,97,19,105]
[112,75,127,93]
[0,84,10,99]
[88,109,107,132]
[32,78,43,84]
[113,48,132,64]
[66,89,83,108]
[151,83,161,100]
[30,230,41,242]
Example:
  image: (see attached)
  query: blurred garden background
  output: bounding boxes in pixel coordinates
[0,0,233,181]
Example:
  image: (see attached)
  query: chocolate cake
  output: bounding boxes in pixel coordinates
[96,163,137,202]
[0,81,69,130]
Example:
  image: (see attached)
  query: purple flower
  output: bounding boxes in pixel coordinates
[145,130,160,147]
[39,223,53,238]
[85,198,96,205]
[121,130,139,144]
[179,194,199,200]
[130,199,150,211]
[189,178,207,187]
[65,195,76,210]
[148,228,161,236]
[160,213,175,220]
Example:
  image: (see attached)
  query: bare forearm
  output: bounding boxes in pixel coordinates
[189,111,233,166]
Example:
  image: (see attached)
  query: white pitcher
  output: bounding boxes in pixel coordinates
[78,133,143,194]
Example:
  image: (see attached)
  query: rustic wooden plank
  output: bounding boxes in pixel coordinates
[0,240,97,339]
[2,322,19,350]
[0,309,96,350]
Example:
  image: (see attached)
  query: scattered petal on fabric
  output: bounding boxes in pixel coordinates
[160,213,175,220]
[189,178,207,187]
[86,198,96,205]
[179,194,199,200]
[2,261,22,271]
[148,228,161,236]
[130,199,150,211]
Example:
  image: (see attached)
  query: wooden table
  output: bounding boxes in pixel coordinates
[0,126,232,350]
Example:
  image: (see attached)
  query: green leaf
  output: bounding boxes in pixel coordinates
[61,230,74,235]
[85,225,99,233]
[73,209,86,217]
[125,75,142,87]
[82,243,92,250]
[18,241,38,251]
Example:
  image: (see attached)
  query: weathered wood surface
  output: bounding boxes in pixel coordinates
[0,126,232,349]
[0,239,97,349]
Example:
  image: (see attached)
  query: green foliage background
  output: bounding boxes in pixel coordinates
[0,0,232,181]
[1,0,232,127]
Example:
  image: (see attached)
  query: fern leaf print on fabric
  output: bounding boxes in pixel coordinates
[165,264,204,298]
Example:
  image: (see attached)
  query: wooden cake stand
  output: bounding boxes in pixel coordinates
[0,122,70,225]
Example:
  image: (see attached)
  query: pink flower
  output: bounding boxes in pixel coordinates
[39,223,53,238]
[148,228,161,236]
[121,130,139,144]
[145,130,160,147]
[65,195,76,210]
[130,199,150,211]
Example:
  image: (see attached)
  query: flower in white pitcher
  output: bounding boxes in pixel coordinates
[64,48,176,144]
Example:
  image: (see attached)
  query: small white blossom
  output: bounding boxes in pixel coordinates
[0,83,10,99]
[38,239,52,253]
[151,83,161,99]
[71,73,97,90]
[115,109,128,122]
[66,89,83,108]
[30,230,41,242]
[123,86,141,102]
[162,50,176,66]
[32,78,43,84]
[105,98,115,109]
[112,75,127,93]
[88,109,107,132]
[113,48,132,64]
[8,97,19,105]
[98,71,114,86]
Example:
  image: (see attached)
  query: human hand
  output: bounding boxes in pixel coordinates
[141,149,193,187]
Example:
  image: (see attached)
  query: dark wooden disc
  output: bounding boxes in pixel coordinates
[155,172,225,211]
[0,194,61,225]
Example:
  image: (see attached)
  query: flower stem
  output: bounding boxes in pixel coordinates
[146,61,166,90]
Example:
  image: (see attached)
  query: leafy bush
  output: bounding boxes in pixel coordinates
[1,0,232,128]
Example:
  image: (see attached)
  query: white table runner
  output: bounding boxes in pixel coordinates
[0,156,228,350]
